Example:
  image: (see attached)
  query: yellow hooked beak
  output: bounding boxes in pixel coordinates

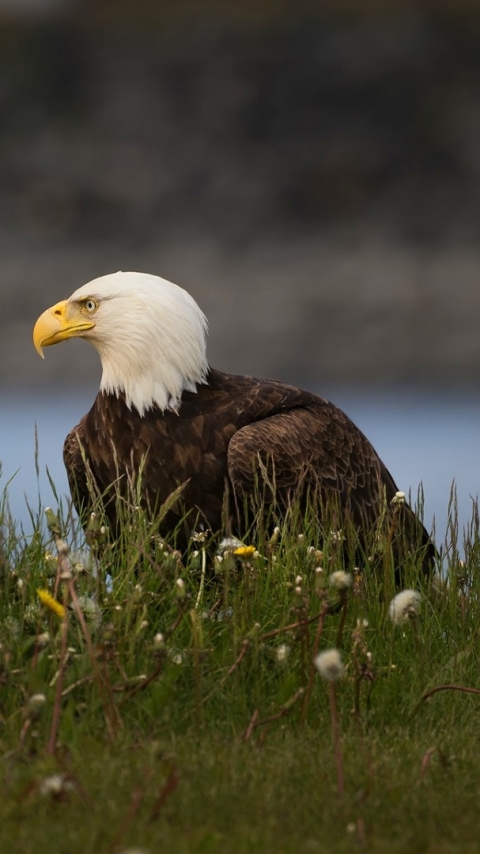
[33,300,96,358]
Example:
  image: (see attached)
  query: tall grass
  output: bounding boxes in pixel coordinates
[0,474,479,853]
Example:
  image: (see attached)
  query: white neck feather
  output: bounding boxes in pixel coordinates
[71,272,209,416]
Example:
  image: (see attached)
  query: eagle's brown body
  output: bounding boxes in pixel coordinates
[64,368,434,573]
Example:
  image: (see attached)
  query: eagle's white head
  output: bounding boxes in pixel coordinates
[33,271,209,415]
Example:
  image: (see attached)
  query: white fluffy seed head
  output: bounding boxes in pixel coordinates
[388,589,421,625]
[314,648,344,682]
[329,571,352,592]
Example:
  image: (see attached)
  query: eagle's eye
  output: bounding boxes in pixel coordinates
[84,298,97,313]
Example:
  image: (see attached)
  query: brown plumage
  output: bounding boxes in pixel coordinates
[33,271,435,575]
[63,369,434,574]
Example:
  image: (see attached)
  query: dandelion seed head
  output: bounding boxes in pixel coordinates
[174,578,186,600]
[36,631,50,647]
[314,648,344,682]
[26,693,46,719]
[23,603,41,626]
[153,632,165,649]
[39,773,75,797]
[217,536,244,555]
[77,595,102,632]
[389,589,421,625]
[329,571,352,591]
[275,643,290,664]
[4,617,21,640]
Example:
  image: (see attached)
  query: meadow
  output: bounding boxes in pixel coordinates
[0,474,479,854]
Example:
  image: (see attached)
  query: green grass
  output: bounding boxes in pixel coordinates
[0,481,479,854]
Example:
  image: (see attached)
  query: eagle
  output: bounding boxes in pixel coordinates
[33,271,434,574]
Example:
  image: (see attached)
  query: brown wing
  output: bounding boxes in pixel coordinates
[227,400,435,575]
[226,402,397,528]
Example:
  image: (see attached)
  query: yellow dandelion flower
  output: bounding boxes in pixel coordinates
[37,589,66,620]
[233,546,256,558]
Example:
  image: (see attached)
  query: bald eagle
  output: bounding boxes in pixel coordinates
[33,271,434,574]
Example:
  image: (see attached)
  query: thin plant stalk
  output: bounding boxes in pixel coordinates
[300,600,329,725]
[328,682,344,799]
[47,606,69,755]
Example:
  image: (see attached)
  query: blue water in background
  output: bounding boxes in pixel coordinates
[0,387,478,549]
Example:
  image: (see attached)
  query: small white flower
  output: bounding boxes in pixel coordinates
[314,648,344,682]
[389,589,421,625]
[329,571,352,592]
[391,491,406,506]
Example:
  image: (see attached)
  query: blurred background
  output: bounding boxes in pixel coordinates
[1,0,479,545]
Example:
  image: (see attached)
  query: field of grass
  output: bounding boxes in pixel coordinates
[0,480,479,854]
